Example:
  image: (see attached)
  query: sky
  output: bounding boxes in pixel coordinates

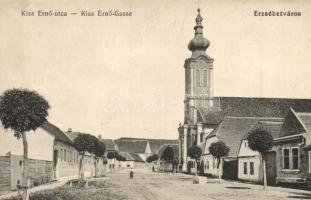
[0,0,310,139]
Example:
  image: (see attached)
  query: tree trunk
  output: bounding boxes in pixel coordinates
[79,153,85,181]
[263,158,267,190]
[195,160,198,176]
[218,158,221,184]
[94,159,98,177]
[22,133,29,200]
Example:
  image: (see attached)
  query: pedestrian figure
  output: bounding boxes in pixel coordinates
[130,167,134,179]
[152,166,155,172]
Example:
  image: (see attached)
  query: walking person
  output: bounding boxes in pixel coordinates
[130,167,134,179]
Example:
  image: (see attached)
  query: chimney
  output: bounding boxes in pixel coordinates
[98,134,102,139]
[67,128,72,132]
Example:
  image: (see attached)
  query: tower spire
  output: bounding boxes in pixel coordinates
[188,8,210,58]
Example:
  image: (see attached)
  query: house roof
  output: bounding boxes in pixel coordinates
[296,112,311,132]
[100,139,117,152]
[206,116,283,157]
[116,137,178,154]
[241,120,284,140]
[213,97,311,118]
[119,152,135,161]
[129,153,145,162]
[65,131,81,142]
[157,144,179,158]
[115,140,148,154]
[41,122,73,144]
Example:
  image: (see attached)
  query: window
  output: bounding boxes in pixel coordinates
[283,149,290,169]
[196,69,201,86]
[250,162,254,175]
[19,160,23,166]
[203,70,208,87]
[292,148,299,170]
[243,162,247,174]
[61,149,64,161]
[309,151,311,173]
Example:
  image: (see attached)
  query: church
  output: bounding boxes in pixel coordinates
[178,8,311,181]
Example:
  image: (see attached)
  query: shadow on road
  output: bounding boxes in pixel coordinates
[287,192,311,199]
[225,186,251,190]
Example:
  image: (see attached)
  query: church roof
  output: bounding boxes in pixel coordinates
[214,96,311,118]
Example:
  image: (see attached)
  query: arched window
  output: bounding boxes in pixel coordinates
[196,69,201,86]
[203,70,208,87]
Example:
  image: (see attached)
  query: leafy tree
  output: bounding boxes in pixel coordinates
[161,146,175,172]
[209,141,230,183]
[247,125,273,189]
[161,146,175,162]
[107,151,119,159]
[92,137,105,177]
[188,145,202,176]
[146,154,159,163]
[0,89,50,200]
[116,154,126,162]
[74,133,96,180]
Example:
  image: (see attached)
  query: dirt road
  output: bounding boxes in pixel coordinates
[106,167,311,200]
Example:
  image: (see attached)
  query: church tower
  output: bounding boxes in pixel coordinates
[184,8,214,125]
[178,8,215,172]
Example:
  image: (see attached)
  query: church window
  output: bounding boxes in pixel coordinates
[203,70,208,87]
[196,69,201,86]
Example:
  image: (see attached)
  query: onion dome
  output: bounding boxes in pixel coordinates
[188,9,210,57]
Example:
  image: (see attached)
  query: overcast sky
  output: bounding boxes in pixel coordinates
[0,0,310,139]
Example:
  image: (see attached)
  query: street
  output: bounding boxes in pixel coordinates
[105,166,311,200]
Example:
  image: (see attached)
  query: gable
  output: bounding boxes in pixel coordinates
[280,109,306,137]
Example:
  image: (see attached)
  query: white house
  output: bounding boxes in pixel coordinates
[237,120,283,183]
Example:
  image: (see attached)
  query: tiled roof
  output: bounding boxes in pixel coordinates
[115,140,148,154]
[206,117,282,157]
[116,137,178,154]
[157,144,179,158]
[242,120,284,139]
[213,97,311,118]
[119,152,135,161]
[129,153,145,162]
[197,108,223,125]
[296,112,311,132]
[100,139,117,151]
[41,122,73,144]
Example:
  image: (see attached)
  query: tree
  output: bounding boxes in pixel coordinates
[73,133,96,180]
[107,151,119,171]
[188,145,202,177]
[0,89,50,200]
[209,141,230,183]
[247,125,273,189]
[146,154,159,163]
[92,137,105,177]
[161,146,175,172]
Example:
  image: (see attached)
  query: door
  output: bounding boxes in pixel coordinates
[265,151,277,185]
[223,160,238,180]
[53,150,59,179]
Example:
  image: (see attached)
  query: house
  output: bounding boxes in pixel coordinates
[118,152,134,168]
[114,139,152,162]
[237,120,283,183]
[0,122,55,191]
[272,108,311,185]
[64,129,98,179]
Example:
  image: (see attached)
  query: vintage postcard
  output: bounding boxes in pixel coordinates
[0,0,310,199]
